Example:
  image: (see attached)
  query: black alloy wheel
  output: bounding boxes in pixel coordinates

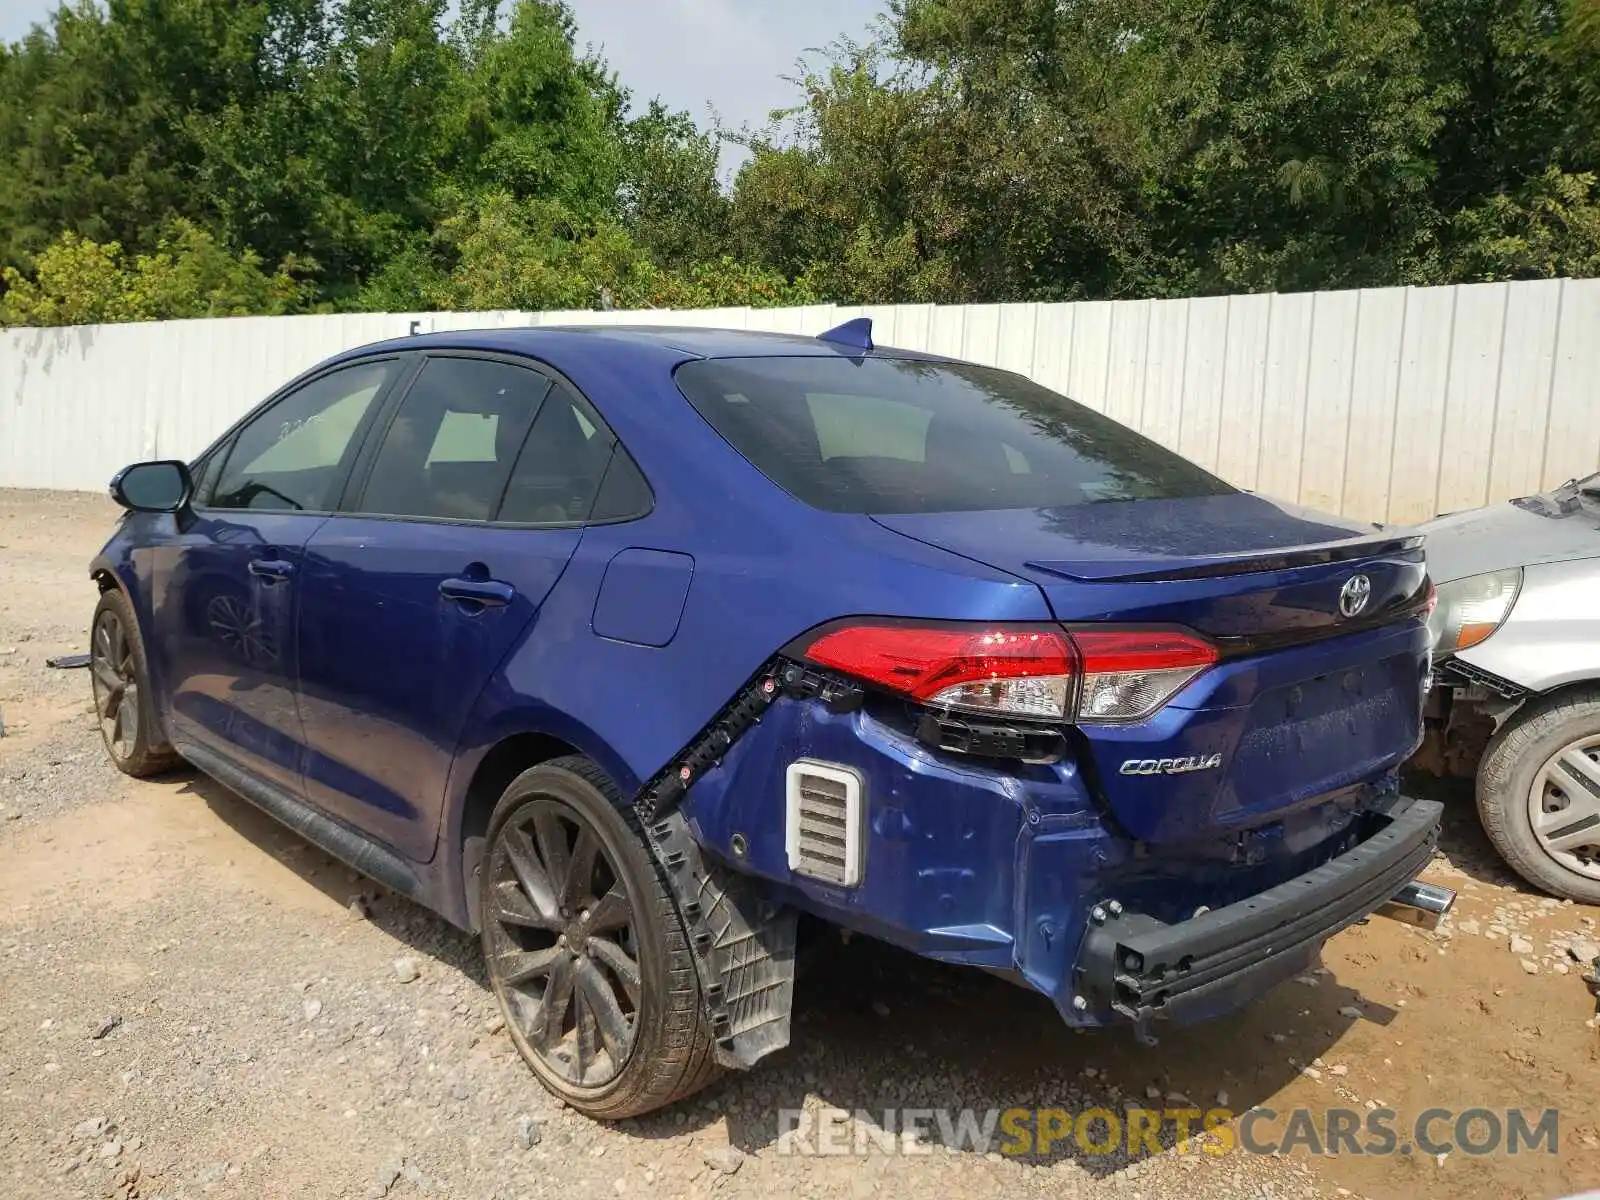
[91,605,141,762]
[89,589,179,777]
[479,758,721,1118]
[486,795,642,1087]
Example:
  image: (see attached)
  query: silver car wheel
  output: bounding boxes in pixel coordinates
[1527,733,1600,881]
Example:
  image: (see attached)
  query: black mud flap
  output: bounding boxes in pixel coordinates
[643,810,797,1068]
[632,660,862,1069]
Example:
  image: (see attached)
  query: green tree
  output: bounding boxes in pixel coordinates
[619,101,731,271]
[190,0,462,299]
[448,0,624,218]
[1112,0,1448,292]
[1409,166,1600,281]
[0,0,662,313]
[729,0,1600,299]
[361,188,812,313]
[5,0,1598,324]
[0,0,286,271]
[0,220,309,326]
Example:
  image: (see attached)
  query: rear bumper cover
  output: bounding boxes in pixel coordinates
[1073,795,1442,1034]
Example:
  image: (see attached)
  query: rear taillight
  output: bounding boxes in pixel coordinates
[1070,628,1217,723]
[797,622,1216,724]
[801,624,1076,720]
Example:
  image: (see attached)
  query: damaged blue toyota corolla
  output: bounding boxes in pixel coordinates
[88,319,1452,1118]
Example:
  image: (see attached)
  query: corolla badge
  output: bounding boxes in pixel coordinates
[1119,753,1223,776]
[1339,574,1373,618]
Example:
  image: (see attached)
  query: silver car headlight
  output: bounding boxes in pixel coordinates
[1426,568,1522,655]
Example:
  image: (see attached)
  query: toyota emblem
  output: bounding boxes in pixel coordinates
[1339,574,1372,618]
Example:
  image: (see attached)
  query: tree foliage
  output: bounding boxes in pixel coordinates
[0,220,308,325]
[726,0,1600,301]
[360,189,812,312]
[1,0,1597,327]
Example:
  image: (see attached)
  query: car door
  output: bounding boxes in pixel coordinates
[152,357,402,796]
[293,354,621,862]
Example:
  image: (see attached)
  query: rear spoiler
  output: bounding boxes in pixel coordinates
[1025,533,1425,585]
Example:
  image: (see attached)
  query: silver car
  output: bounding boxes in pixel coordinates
[1417,471,1600,902]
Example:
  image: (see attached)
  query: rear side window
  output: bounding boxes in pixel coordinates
[674,357,1234,514]
[357,357,550,522]
[589,447,653,522]
[497,383,617,525]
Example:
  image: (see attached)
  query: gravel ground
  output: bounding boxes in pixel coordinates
[2,487,1598,1200]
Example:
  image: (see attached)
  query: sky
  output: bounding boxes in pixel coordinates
[569,1,883,136]
[0,0,887,164]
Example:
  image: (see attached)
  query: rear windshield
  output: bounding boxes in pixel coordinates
[674,356,1234,514]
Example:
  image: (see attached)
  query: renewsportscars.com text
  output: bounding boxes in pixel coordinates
[775,1105,1559,1158]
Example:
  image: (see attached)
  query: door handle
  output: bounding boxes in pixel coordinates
[248,558,294,583]
[439,577,515,608]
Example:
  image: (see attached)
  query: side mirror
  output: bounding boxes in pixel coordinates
[109,460,193,513]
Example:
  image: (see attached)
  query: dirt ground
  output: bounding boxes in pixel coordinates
[2,487,1597,1200]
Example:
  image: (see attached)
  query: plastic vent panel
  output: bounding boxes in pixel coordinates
[784,760,865,887]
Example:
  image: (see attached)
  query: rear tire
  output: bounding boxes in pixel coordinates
[1477,690,1600,904]
[479,756,720,1119]
[90,589,181,778]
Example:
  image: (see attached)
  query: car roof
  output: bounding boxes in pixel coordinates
[327,323,954,370]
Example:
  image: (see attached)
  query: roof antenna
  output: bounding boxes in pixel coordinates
[816,317,872,351]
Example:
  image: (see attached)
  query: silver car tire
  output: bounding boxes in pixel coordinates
[1478,689,1600,904]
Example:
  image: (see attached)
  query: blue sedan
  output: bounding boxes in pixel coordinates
[89,319,1449,1117]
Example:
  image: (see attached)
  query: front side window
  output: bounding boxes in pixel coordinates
[674,356,1234,515]
[356,357,552,522]
[189,443,228,504]
[210,361,394,512]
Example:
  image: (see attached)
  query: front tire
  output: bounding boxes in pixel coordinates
[479,757,720,1118]
[1477,690,1600,904]
[90,589,180,778]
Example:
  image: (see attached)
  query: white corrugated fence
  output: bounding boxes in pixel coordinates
[2,280,1597,523]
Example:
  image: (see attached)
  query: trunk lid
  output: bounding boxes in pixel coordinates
[872,493,1422,632]
[873,494,1431,845]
